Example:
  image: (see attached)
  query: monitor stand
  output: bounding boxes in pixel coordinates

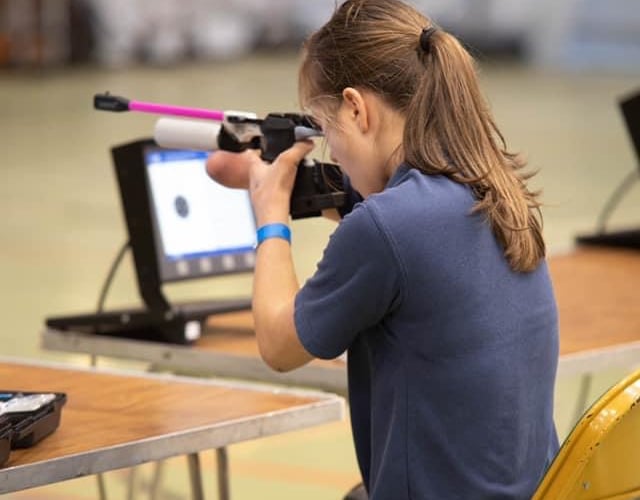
[575,227,640,251]
[44,225,252,344]
[45,296,251,345]
[45,261,251,345]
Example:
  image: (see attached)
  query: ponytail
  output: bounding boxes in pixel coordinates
[404,29,545,272]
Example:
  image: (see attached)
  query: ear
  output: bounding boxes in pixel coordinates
[342,87,369,133]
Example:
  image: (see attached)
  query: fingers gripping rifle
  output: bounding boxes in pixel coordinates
[94,92,346,219]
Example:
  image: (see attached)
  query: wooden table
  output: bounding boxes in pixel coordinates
[0,358,344,497]
[547,247,640,376]
[42,247,640,395]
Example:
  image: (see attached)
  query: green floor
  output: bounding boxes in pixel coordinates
[1,53,640,498]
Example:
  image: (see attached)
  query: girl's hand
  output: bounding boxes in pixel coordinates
[249,140,314,227]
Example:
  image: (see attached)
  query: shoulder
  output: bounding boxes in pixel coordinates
[332,199,391,253]
[321,196,407,289]
[362,166,477,235]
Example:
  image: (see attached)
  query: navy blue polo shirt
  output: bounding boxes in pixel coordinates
[295,165,559,499]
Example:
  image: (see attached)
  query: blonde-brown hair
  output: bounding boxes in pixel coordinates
[299,0,545,272]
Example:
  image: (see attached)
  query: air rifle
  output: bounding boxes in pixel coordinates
[94,92,346,219]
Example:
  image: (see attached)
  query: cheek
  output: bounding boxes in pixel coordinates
[327,140,341,161]
[324,132,342,161]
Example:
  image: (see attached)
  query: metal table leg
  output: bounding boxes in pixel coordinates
[126,467,138,500]
[149,460,165,500]
[96,472,108,500]
[187,453,205,500]
[216,447,230,500]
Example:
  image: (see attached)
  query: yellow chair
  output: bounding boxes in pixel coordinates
[533,368,640,500]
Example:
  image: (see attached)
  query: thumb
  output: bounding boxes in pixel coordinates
[205,149,261,189]
[275,140,315,168]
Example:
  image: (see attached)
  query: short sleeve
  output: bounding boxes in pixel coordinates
[295,204,403,359]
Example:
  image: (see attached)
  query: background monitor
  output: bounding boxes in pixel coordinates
[620,89,640,168]
[574,89,640,251]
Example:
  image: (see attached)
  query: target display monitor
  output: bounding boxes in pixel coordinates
[44,138,255,345]
[111,138,256,315]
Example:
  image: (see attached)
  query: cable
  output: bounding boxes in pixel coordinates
[96,240,130,314]
[595,168,640,234]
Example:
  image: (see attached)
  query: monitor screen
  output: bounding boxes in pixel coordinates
[143,147,256,282]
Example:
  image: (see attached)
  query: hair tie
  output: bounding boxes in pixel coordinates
[419,26,438,53]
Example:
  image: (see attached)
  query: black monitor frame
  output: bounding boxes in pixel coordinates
[621,89,640,169]
[111,138,256,315]
[575,88,640,250]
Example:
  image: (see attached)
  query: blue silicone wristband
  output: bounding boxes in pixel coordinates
[256,223,291,246]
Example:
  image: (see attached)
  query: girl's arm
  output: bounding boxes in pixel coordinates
[206,146,315,372]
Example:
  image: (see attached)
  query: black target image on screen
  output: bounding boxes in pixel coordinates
[144,148,256,282]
